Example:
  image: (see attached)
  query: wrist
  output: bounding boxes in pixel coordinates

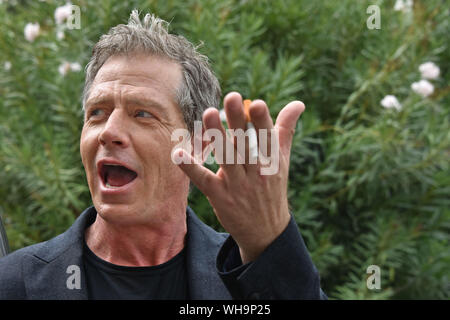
[238,211,291,264]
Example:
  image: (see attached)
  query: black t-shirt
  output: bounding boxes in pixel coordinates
[83,241,189,299]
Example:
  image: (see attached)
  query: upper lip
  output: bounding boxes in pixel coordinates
[97,158,138,185]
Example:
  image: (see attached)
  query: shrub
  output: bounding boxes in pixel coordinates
[0,0,448,299]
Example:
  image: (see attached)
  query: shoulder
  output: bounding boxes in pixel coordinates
[0,240,47,270]
[0,241,47,299]
[0,207,96,299]
[186,206,228,244]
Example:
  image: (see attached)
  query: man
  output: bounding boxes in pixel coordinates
[0,10,326,300]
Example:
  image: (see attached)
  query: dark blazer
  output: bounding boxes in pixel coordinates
[0,206,326,300]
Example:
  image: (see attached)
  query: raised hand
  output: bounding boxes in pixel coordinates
[174,92,305,263]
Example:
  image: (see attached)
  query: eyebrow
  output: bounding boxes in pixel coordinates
[85,96,169,117]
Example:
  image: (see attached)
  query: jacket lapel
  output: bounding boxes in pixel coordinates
[23,207,96,299]
[185,206,231,300]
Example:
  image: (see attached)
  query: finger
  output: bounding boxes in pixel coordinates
[275,101,305,156]
[202,108,244,175]
[248,99,274,161]
[224,92,246,133]
[223,92,249,165]
[249,99,274,130]
[172,148,221,198]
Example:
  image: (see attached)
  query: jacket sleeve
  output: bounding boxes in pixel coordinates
[216,215,327,300]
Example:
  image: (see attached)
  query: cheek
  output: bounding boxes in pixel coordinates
[139,133,180,177]
[80,128,99,176]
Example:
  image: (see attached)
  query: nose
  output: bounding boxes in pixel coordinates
[98,109,130,148]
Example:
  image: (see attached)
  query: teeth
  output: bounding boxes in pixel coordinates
[106,182,121,188]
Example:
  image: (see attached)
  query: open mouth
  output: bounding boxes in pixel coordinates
[99,163,138,188]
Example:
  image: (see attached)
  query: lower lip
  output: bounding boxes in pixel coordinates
[99,176,138,196]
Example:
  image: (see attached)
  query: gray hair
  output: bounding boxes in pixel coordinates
[82,10,221,133]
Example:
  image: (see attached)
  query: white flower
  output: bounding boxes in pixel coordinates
[58,61,82,76]
[411,80,434,97]
[394,0,413,12]
[219,109,227,122]
[24,22,40,42]
[54,3,73,25]
[56,30,65,40]
[418,62,440,80]
[4,61,11,71]
[70,62,81,72]
[58,62,71,76]
[381,95,402,111]
[394,0,403,10]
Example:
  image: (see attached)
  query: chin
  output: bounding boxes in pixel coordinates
[93,201,145,226]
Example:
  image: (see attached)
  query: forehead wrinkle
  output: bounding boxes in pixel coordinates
[93,54,182,102]
[88,74,179,107]
[86,84,172,119]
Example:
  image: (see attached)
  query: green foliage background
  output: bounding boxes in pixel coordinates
[0,0,449,299]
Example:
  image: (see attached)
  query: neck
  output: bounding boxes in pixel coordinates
[85,206,187,267]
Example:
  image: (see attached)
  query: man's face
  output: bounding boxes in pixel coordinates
[80,53,190,226]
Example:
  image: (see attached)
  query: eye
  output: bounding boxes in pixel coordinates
[135,110,154,118]
[87,108,105,119]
